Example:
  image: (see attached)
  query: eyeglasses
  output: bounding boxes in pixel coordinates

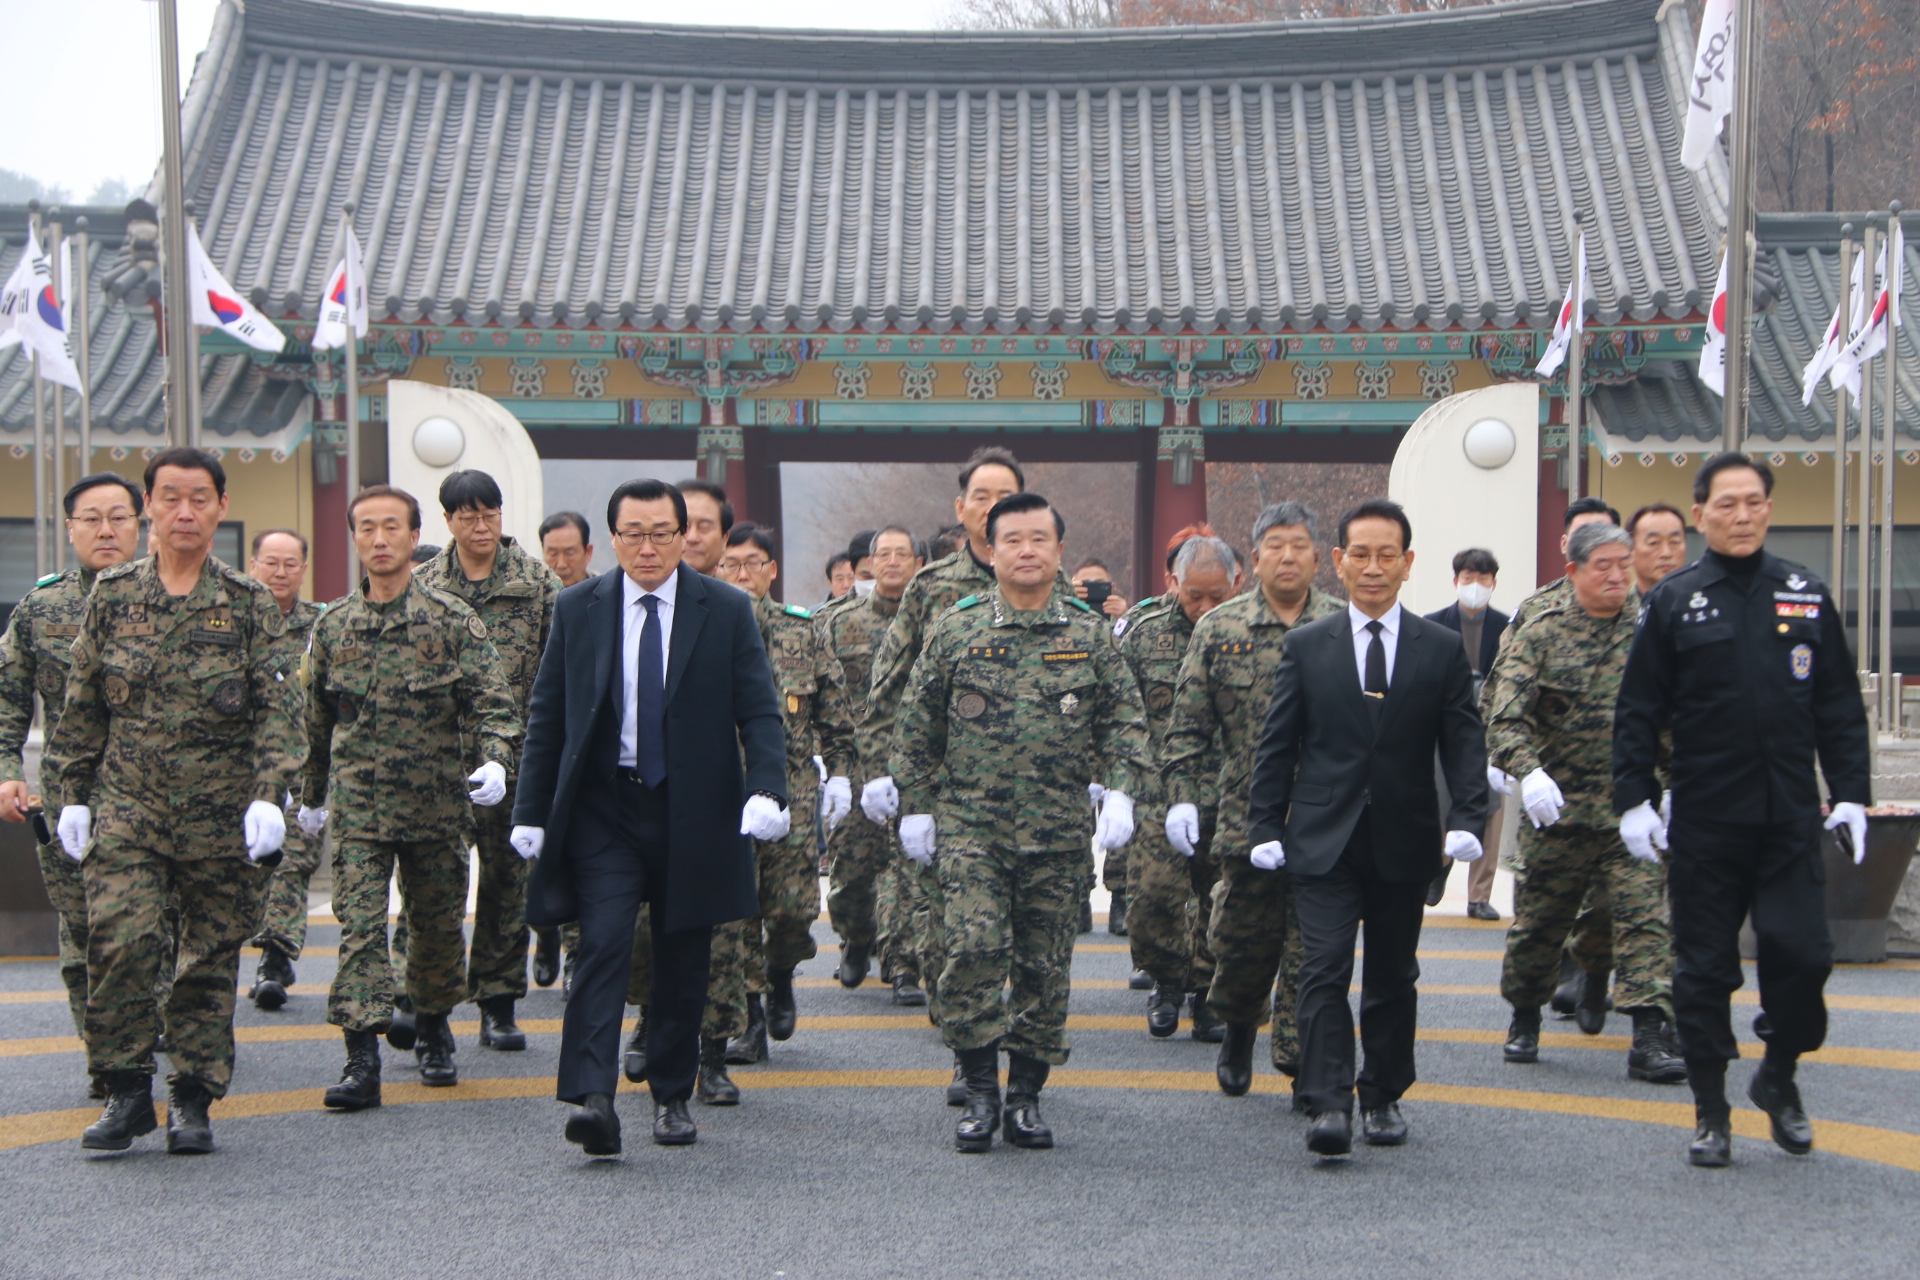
[68,514,138,532]
[718,557,771,573]
[1341,550,1404,567]
[449,509,502,529]
[611,528,682,547]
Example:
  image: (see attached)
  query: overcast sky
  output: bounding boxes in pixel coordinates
[8,0,947,201]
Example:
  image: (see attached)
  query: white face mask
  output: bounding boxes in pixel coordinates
[1456,582,1493,612]
[852,578,877,597]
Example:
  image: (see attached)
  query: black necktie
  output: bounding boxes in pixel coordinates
[635,595,667,788]
[1364,619,1387,726]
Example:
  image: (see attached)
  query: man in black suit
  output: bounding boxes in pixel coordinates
[509,478,787,1156]
[1425,546,1512,919]
[1248,499,1490,1158]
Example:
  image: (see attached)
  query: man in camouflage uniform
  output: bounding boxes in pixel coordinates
[412,469,558,1050]
[1118,533,1241,1042]
[816,525,925,1004]
[1162,501,1345,1100]
[1489,522,1685,1084]
[0,473,145,1058]
[892,493,1151,1152]
[305,485,521,1110]
[47,448,304,1154]
[243,529,327,1012]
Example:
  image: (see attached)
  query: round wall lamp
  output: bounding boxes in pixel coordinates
[1462,417,1517,470]
[412,416,467,468]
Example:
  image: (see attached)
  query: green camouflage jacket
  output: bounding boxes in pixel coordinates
[754,591,856,790]
[1485,591,1640,827]
[304,577,521,841]
[46,556,306,841]
[816,587,902,777]
[0,567,99,798]
[890,586,1151,853]
[415,536,558,714]
[1113,594,1201,793]
[861,548,997,771]
[1161,585,1346,847]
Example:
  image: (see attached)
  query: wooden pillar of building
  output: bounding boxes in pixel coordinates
[1536,395,1573,587]
[741,426,785,602]
[1141,422,1209,600]
[311,441,350,601]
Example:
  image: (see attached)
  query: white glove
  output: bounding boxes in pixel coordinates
[1487,765,1515,796]
[1620,800,1668,863]
[1443,830,1484,863]
[822,776,852,833]
[899,813,936,865]
[243,799,286,861]
[814,755,827,784]
[741,793,791,842]
[467,760,507,807]
[1660,789,1672,827]
[57,805,91,861]
[1249,840,1286,871]
[297,805,328,837]
[1094,790,1134,851]
[1521,767,1564,829]
[510,825,545,860]
[1087,782,1108,808]
[1826,801,1870,866]
[861,775,899,824]
[1165,802,1200,857]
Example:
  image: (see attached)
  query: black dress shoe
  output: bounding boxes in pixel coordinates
[766,969,798,1041]
[1146,984,1181,1038]
[81,1074,157,1151]
[1748,1065,1814,1155]
[1216,1021,1256,1096]
[324,1029,383,1111]
[1425,864,1450,907]
[385,994,417,1051]
[652,1098,698,1145]
[1504,1008,1541,1064]
[1626,1011,1688,1084]
[1361,1103,1408,1146]
[624,1015,649,1083]
[565,1093,622,1156]
[250,942,294,1011]
[1107,890,1129,937]
[1189,993,1225,1044]
[1689,1110,1732,1167]
[891,974,927,1006]
[532,927,561,988]
[837,941,871,989]
[414,1012,458,1087]
[1466,901,1501,921]
[1549,953,1582,1018]
[1306,1110,1352,1157]
[727,994,769,1064]
[697,1037,740,1106]
[477,996,527,1051]
[1575,971,1610,1036]
[1128,969,1153,991]
[166,1077,215,1154]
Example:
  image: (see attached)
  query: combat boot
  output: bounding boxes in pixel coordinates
[624,1013,649,1084]
[1626,1009,1688,1084]
[1575,969,1611,1035]
[1503,1007,1541,1064]
[386,994,418,1051]
[81,1072,157,1151]
[414,1011,458,1087]
[891,974,927,1007]
[1748,1059,1815,1155]
[1549,953,1582,1018]
[166,1077,215,1154]
[953,1046,1001,1153]
[324,1030,383,1111]
[946,1054,969,1106]
[1107,890,1129,937]
[726,994,769,1064]
[1689,1103,1733,1167]
[696,1037,740,1106]
[1189,993,1225,1044]
[477,995,526,1051]
[1002,1053,1054,1149]
[1128,968,1153,991]
[837,941,872,989]
[1080,899,1094,934]
[249,941,294,1012]
[766,968,798,1041]
[1216,1021,1256,1096]
[532,927,561,988]
[561,950,576,1001]
[1146,983,1182,1038]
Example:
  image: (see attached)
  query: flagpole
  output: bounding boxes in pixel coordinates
[1859,220,1878,683]
[156,0,195,449]
[1722,0,1762,453]
[342,202,360,588]
[1833,225,1853,621]
[48,212,66,575]
[1566,216,1585,500]
[1879,202,1902,726]
[74,215,92,479]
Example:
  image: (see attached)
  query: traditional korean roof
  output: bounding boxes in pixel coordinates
[1591,213,1918,445]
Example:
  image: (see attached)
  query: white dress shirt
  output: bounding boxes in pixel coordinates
[1347,601,1403,694]
[619,569,679,767]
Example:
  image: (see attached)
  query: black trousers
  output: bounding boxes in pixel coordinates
[1292,812,1429,1116]
[556,775,712,1106]
[1666,813,1832,1069]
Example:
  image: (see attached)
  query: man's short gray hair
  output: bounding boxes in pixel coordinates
[1568,521,1632,565]
[1173,536,1240,584]
[1252,501,1316,546]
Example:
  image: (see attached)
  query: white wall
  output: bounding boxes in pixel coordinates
[386,381,545,553]
[1388,382,1541,617]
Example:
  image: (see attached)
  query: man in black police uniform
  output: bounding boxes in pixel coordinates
[1613,452,1870,1169]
